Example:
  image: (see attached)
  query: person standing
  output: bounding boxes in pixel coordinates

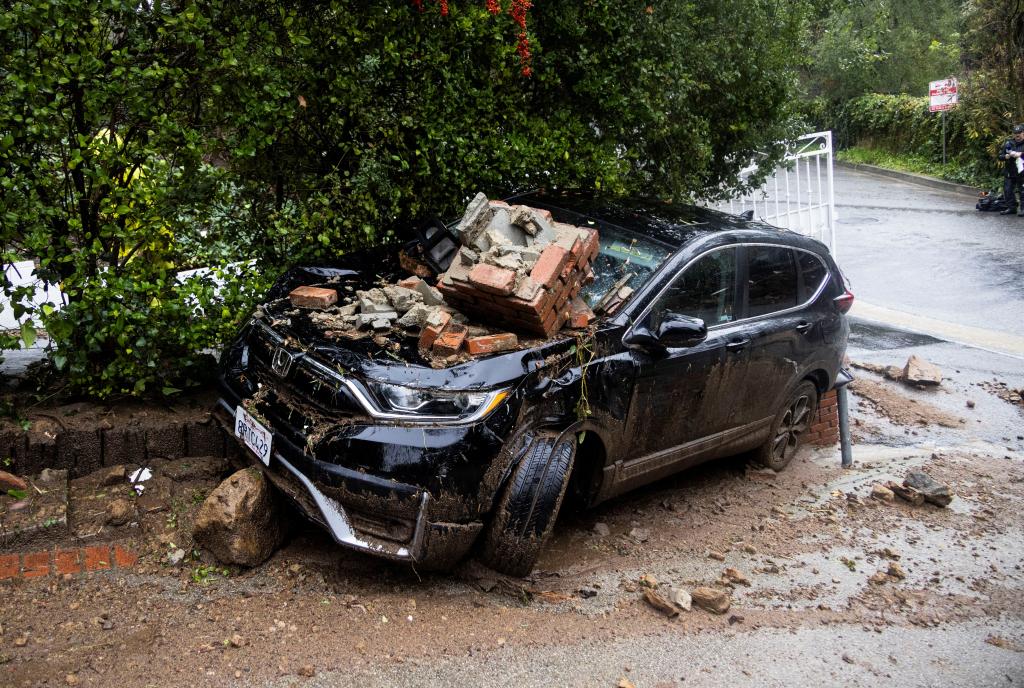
[998,124,1024,216]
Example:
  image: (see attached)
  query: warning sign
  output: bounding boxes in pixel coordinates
[929,78,958,112]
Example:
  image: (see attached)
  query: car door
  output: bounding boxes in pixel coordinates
[618,246,749,488]
[735,245,823,429]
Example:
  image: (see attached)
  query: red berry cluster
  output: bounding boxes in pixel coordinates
[408,0,534,76]
[510,0,533,76]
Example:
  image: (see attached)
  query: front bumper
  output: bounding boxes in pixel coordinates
[214,399,483,566]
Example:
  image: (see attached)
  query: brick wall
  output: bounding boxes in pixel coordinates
[805,389,839,446]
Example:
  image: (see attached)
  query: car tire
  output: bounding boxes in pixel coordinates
[479,431,576,578]
[754,380,818,472]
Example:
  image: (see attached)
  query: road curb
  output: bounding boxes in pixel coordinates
[836,160,982,198]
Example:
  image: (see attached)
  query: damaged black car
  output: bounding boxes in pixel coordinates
[215,191,852,576]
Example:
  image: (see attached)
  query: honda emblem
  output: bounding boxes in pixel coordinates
[271,347,294,378]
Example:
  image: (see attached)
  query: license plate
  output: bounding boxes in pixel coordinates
[234,406,272,466]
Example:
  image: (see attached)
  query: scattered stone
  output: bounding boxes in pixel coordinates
[902,355,942,386]
[298,664,315,678]
[96,465,126,487]
[966,399,976,409]
[742,544,757,555]
[193,468,285,567]
[708,550,726,561]
[887,481,925,506]
[628,527,650,544]
[14,635,27,647]
[230,633,247,648]
[618,678,637,688]
[871,483,895,502]
[728,614,745,625]
[105,498,135,526]
[642,588,679,618]
[887,562,906,580]
[868,571,890,585]
[578,588,598,599]
[723,567,751,587]
[670,588,692,612]
[65,673,79,686]
[842,653,855,664]
[167,548,187,566]
[903,471,953,507]
[592,522,610,537]
[639,574,658,589]
[691,587,731,614]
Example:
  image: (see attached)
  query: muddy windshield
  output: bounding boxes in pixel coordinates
[580,226,672,310]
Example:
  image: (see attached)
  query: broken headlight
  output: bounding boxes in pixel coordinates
[365,381,509,421]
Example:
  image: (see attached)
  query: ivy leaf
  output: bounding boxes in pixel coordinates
[20,321,36,348]
[7,488,27,500]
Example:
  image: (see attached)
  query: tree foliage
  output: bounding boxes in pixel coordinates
[0,0,810,398]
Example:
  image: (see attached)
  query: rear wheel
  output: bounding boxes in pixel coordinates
[479,431,575,577]
[754,381,818,471]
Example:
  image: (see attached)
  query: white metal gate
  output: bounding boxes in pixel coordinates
[716,130,837,256]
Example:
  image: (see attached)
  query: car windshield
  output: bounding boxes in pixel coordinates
[580,224,672,310]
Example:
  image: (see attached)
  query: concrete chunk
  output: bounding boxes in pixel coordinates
[383,285,423,313]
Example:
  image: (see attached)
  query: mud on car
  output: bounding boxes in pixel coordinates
[215,192,852,576]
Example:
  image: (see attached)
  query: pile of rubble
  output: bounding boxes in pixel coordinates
[285,193,602,363]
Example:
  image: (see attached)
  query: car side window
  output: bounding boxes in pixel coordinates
[746,246,798,317]
[797,250,828,302]
[651,248,737,326]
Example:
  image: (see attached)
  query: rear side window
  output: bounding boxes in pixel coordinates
[797,251,829,302]
[746,246,798,317]
[652,247,737,326]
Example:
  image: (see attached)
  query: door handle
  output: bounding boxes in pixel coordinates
[795,321,813,334]
[725,337,750,352]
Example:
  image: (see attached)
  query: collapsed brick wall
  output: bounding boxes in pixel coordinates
[438,206,600,338]
[806,389,839,446]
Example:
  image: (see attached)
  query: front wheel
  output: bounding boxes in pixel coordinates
[479,431,575,577]
[754,381,818,471]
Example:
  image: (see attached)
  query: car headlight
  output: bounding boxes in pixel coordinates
[365,381,510,421]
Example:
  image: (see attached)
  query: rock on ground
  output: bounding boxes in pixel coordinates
[192,468,284,567]
[903,355,942,386]
[691,587,731,614]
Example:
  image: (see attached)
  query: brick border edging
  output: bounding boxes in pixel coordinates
[806,389,839,446]
[0,543,139,581]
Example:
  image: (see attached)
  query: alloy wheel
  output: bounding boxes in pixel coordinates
[770,392,812,463]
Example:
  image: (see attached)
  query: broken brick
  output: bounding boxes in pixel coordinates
[399,250,434,278]
[418,311,452,350]
[289,286,338,309]
[530,245,570,289]
[468,264,517,296]
[567,297,595,329]
[397,276,423,290]
[432,324,468,357]
[466,333,519,356]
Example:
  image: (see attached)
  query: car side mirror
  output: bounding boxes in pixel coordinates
[656,312,708,348]
[623,312,707,353]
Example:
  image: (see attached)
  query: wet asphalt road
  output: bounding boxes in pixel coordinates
[833,166,1024,338]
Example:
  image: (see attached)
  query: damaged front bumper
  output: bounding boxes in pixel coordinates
[213,398,485,565]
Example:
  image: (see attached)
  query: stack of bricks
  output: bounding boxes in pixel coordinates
[805,389,840,446]
[437,199,600,339]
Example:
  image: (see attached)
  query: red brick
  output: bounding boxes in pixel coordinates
[397,276,423,290]
[289,286,338,309]
[0,553,19,580]
[399,250,433,278]
[418,312,452,351]
[567,298,595,329]
[22,551,50,579]
[83,545,112,572]
[466,333,519,356]
[55,549,82,576]
[112,545,138,569]
[580,228,600,262]
[468,264,517,296]
[433,324,468,357]
[530,245,570,289]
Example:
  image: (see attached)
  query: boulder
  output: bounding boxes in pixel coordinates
[902,355,942,386]
[193,468,284,567]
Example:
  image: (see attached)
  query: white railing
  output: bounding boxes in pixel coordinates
[716,130,837,256]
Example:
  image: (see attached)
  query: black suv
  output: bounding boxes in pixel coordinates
[216,193,851,576]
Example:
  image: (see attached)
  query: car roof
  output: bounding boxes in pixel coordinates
[509,190,794,250]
